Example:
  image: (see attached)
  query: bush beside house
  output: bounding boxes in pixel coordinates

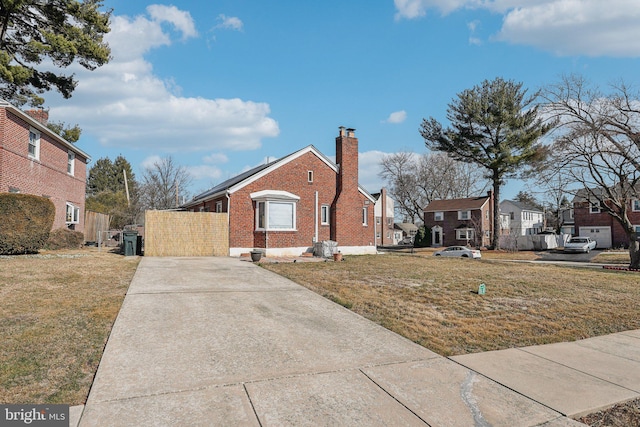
[45,228,84,250]
[0,193,55,254]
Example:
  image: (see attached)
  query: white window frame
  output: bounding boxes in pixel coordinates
[216,201,223,213]
[28,128,40,160]
[363,206,368,226]
[434,211,443,221]
[255,201,297,231]
[321,204,330,225]
[66,203,80,224]
[633,200,640,212]
[456,228,474,240]
[387,217,392,226]
[67,151,75,175]
[308,170,314,183]
[590,202,601,214]
[458,210,471,220]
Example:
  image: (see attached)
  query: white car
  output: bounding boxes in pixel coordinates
[433,246,481,259]
[563,236,597,253]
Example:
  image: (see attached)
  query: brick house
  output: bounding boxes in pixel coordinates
[423,192,494,248]
[572,188,640,249]
[183,127,377,256]
[0,100,90,232]
[372,188,396,246]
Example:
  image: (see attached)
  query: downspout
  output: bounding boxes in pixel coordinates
[226,191,231,256]
[315,191,319,244]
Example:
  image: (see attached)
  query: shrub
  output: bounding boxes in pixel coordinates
[45,228,84,250]
[414,226,431,248]
[0,193,55,254]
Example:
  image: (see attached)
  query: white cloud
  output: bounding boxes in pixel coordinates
[383,110,407,124]
[216,14,244,31]
[188,164,224,180]
[358,150,390,193]
[203,152,229,164]
[394,0,640,57]
[147,4,198,40]
[141,155,162,170]
[47,6,279,153]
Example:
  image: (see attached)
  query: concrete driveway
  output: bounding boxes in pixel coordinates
[535,249,601,263]
[77,257,578,426]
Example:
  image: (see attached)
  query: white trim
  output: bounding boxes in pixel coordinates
[250,189,300,201]
[28,128,40,160]
[67,150,75,175]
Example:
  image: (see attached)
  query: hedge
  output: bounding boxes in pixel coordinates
[45,228,84,250]
[0,193,55,254]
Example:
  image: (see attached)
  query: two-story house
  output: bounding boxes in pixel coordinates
[0,100,90,232]
[571,188,640,249]
[423,192,494,248]
[372,188,395,246]
[499,200,544,236]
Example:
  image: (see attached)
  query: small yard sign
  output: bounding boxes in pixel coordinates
[478,283,486,295]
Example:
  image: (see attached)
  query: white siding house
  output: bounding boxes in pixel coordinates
[500,200,544,236]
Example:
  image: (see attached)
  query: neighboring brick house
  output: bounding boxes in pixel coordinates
[499,200,545,236]
[372,188,395,246]
[0,100,90,232]
[423,192,494,248]
[572,188,640,249]
[183,127,377,256]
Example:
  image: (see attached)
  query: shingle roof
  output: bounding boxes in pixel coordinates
[424,195,489,212]
[501,199,543,213]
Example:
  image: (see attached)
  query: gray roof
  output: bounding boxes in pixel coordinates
[500,199,543,213]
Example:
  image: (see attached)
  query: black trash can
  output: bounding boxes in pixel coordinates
[123,231,138,256]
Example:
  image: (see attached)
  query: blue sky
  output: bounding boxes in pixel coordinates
[44,0,640,202]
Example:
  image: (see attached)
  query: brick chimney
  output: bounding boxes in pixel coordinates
[25,108,49,125]
[331,126,360,244]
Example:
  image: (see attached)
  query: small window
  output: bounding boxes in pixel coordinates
[569,209,574,219]
[376,217,381,225]
[363,206,368,226]
[67,151,75,175]
[633,200,640,212]
[485,209,489,219]
[510,212,515,220]
[590,202,601,213]
[66,203,80,224]
[458,210,471,220]
[28,129,40,160]
[257,201,266,229]
[376,232,381,239]
[199,206,205,212]
[308,171,313,183]
[434,212,443,221]
[321,205,330,225]
[387,217,392,226]
[216,201,223,213]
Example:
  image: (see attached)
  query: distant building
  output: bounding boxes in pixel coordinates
[372,188,396,246]
[499,200,544,236]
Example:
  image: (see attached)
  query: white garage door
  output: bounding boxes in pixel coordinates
[579,226,612,249]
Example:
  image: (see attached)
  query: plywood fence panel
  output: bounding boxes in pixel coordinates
[144,210,229,257]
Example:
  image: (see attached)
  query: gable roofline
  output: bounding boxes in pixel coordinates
[500,199,543,213]
[424,195,490,212]
[184,144,376,207]
[0,99,91,161]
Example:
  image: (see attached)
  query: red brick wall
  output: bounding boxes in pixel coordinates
[424,205,491,247]
[0,109,88,232]
[573,200,640,248]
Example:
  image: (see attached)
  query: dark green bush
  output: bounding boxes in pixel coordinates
[413,226,431,248]
[0,193,55,254]
[45,228,84,250]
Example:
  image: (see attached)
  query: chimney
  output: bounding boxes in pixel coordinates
[331,126,360,243]
[25,108,49,125]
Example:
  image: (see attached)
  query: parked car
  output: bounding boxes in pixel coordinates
[433,246,481,259]
[563,236,597,253]
[399,237,413,245]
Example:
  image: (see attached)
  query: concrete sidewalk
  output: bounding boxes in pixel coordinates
[78,257,586,426]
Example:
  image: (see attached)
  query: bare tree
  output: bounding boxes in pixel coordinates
[140,156,193,210]
[379,151,487,223]
[543,75,640,268]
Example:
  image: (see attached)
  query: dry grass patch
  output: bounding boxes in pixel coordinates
[0,247,139,405]
[262,254,640,356]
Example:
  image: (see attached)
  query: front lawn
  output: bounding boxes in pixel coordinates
[262,253,640,356]
[0,248,139,405]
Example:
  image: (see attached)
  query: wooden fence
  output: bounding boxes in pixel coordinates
[84,210,111,244]
[144,210,229,257]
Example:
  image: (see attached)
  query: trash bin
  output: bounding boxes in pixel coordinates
[123,231,138,256]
